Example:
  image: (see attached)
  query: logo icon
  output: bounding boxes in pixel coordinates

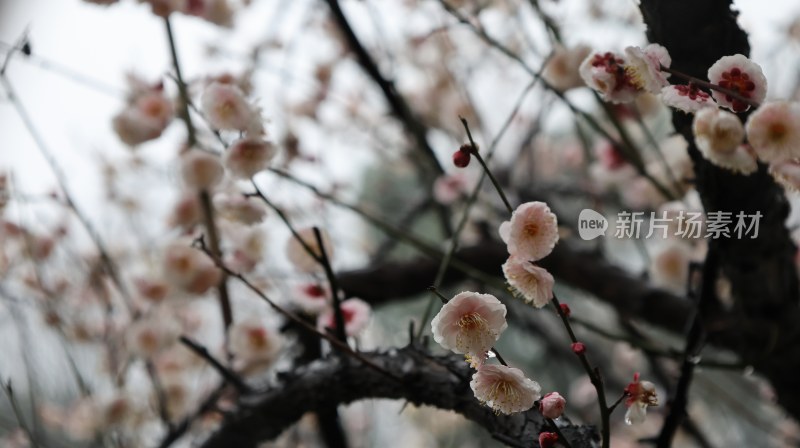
[578,209,608,240]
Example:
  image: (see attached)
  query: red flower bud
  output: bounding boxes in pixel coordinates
[453,149,471,168]
[539,432,559,448]
[559,303,571,317]
[571,342,586,355]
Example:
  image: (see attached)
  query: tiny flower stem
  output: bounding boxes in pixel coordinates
[179,335,252,394]
[459,117,514,215]
[660,65,761,110]
[552,294,611,448]
[145,360,173,427]
[607,391,629,414]
[545,418,573,448]
[313,226,348,343]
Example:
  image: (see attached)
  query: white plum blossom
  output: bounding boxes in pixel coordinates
[579,51,639,103]
[661,84,716,113]
[317,298,372,337]
[501,256,554,308]
[707,54,767,112]
[624,44,671,94]
[499,201,559,261]
[201,82,262,133]
[470,364,541,415]
[431,291,507,360]
[650,243,693,292]
[769,158,800,192]
[542,44,592,92]
[223,138,276,179]
[693,107,756,174]
[214,194,267,225]
[745,101,800,162]
[228,317,283,371]
[180,150,223,190]
[162,243,222,295]
[292,282,331,315]
[285,227,333,273]
[112,76,173,146]
[624,373,658,425]
[126,315,180,358]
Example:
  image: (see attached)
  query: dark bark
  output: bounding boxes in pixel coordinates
[200,347,598,448]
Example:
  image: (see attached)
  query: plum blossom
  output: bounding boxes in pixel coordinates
[292,282,331,315]
[228,317,283,371]
[650,242,693,292]
[162,243,222,294]
[317,298,372,337]
[214,194,267,225]
[579,51,638,103]
[539,432,559,448]
[431,291,507,359]
[499,201,559,261]
[180,150,223,190]
[285,227,333,273]
[745,101,800,162]
[126,316,180,358]
[707,54,767,112]
[501,256,554,308]
[539,391,566,419]
[433,172,472,204]
[112,75,173,147]
[693,107,756,174]
[542,44,592,92]
[470,364,541,414]
[624,373,658,425]
[201,82,262,133]
[223,138,276,179]
[661,84,716,113]
[624,44,671,94]
[769,158,800,191]
[168,192,201,230]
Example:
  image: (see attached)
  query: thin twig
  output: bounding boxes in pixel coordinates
[313,226,348,343]
[179,336,252,394]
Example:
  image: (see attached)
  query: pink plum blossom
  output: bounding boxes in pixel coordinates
[745,101,800,162]
[126,316,180,358]
[660,84,715,113]
[162,243,221,294]
[168,192,201,230]
[317,298,372,337]
[501,256,554,308]
[539,391,566,419]
[707,54,767,112]
[470,364,541,415]
[499,201,559,261]
[431,291,507,359]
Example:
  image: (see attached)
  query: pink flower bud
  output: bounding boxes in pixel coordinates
[559,303,571,317]
[539,392,566,419]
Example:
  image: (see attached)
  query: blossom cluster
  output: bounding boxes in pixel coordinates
[580,43,800,189]
[429,202,563,419]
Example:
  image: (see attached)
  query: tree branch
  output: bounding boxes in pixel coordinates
[200,347,598,448]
